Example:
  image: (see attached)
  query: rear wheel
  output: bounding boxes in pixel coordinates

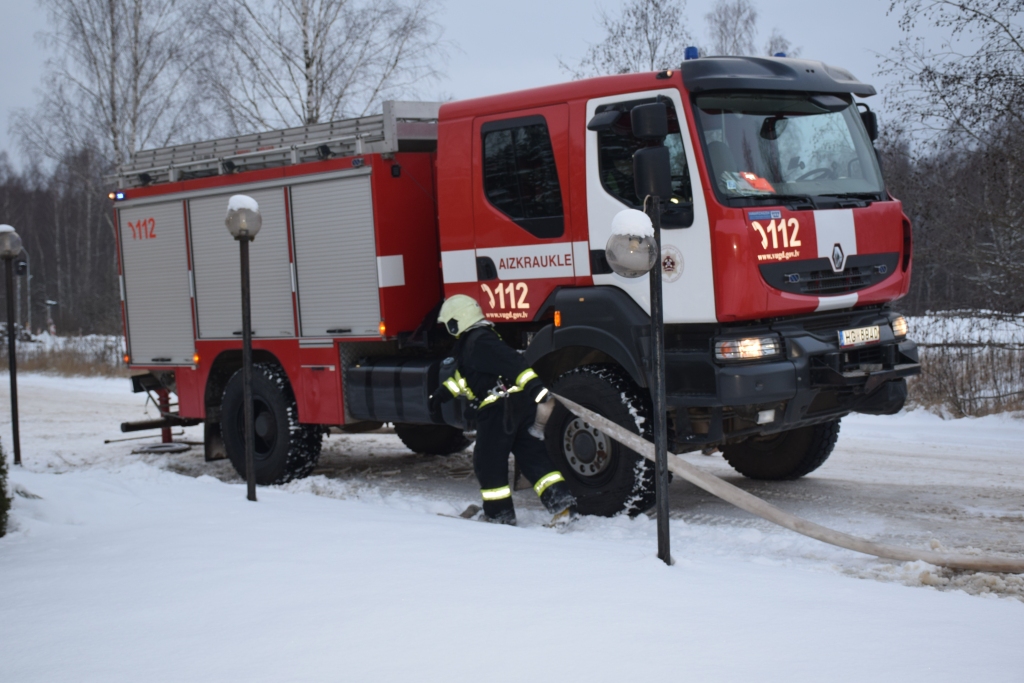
[545,364,655,516]
[221,362,323,485]
[395,423,472,455]
[721,419,840,480]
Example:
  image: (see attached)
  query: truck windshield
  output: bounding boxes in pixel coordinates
[694,93,884,205]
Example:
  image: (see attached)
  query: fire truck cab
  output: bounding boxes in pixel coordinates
[113,56,919,516]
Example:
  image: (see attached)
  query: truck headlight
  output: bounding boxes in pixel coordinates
[714,336,782,361]
[891,316,908,338]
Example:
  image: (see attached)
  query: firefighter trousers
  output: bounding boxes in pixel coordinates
[473,396,562,517]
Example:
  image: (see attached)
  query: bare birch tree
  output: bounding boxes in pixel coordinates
[705,0,799,57]
[763,28,800,57]
[10,0,210,167]
[559,0,696,78]
[879,0,1024,312]
[198,0,447,132]
[8,0,209,339]
[705,0,758,55]
[880,0,1024,144]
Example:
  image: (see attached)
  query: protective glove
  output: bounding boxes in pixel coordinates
[429,388,454,413]
[527,394,555,441]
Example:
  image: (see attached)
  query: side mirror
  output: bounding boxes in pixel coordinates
[634,146,673,200]
[631,102,673,200]
[587,110,621,132]
[860,109,879,141]
[631,103,668,140]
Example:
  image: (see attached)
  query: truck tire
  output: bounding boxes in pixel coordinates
[394,424,472,456]
[221,362,323,485]
[721,419,841,480]
[545,364,655,517]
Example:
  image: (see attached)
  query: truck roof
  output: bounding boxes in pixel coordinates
[112,57,874,190]
[438,72,662,119]
[439,56,874,121]
[680,56,876,97]
[111,101,441,189]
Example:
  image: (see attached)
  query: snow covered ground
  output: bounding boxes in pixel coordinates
[909,312,1024,346]
[12,332,124,361]
[2,373,1024,682]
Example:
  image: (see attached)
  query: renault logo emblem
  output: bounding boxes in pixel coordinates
[831,243,845,272]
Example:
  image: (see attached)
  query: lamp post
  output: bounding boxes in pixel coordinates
[19,250,31,335]
[606,208,671,564]
[1,225,23,466]
[605,102,674,565]
[225,195,262,502]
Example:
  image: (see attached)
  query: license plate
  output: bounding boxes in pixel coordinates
[838,325,880,348]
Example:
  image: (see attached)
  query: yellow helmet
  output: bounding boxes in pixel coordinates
[438,294,485,337]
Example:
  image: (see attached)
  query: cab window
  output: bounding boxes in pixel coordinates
[481,116,564,239]
[595,99,693,228]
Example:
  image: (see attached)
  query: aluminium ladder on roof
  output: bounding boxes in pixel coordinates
[110,101,442,189]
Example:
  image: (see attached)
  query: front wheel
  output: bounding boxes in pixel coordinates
[545,364,655,516]
[221,362,323,485]
[721,419,840,480]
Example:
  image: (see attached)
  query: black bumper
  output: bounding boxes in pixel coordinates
[662,309,920,446]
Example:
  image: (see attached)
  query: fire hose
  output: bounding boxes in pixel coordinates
[552,393,1024,574]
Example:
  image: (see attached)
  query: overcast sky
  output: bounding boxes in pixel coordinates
[0,0,910,168]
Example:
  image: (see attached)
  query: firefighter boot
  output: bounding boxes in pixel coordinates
[540,481,578,520]
[482,496,517,526]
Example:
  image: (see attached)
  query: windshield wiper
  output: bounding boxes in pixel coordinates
[743,193,817,208]
[818,192,885,201]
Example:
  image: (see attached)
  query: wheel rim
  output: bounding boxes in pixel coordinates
[234,397,278,461]
[562,417,612,478]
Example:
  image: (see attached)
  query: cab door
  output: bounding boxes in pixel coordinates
[471,105,581,321]
[585,89,716,324]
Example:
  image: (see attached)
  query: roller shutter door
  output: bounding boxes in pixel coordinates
[290,174,380,337]
[119,201,195,365]
[188,188,294,339]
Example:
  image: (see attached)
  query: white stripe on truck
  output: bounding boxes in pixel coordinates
[376,254,406,288]
[814,208,859,311]
[441,249,477,283]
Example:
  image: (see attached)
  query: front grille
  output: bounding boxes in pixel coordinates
[800,264,872,295]
[760,252,900,296]
[802,315,854,333]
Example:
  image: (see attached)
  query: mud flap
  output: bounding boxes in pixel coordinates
[204,420,227,462]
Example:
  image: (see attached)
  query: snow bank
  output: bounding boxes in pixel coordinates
[2,374,1024,681]
[4,464,1024,683]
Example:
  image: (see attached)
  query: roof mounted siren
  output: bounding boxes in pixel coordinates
[773,52,787,57]
[684,46,699,60]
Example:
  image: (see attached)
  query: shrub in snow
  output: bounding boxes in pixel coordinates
[2,334,127,377]
[0,437,9,538]
[907,313,1024,417]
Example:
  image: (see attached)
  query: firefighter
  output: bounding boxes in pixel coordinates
[431,294,576,525]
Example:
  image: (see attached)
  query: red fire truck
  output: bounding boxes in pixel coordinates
[112,57,920,515]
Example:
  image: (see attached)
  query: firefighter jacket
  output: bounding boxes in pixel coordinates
[440,326,548,411]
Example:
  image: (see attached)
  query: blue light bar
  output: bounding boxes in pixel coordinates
[684,46,699,61]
